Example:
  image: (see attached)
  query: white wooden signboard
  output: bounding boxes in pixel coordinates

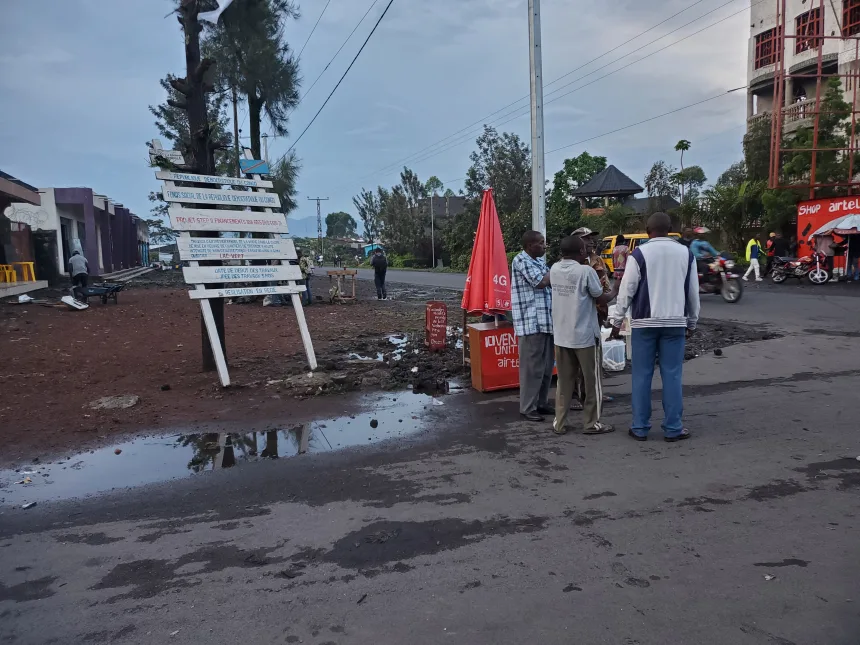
[150,139,316,387]
[177,237,295,261]
[156,170,273,189]
[169,207,290,233]
[183,264,302,283]
[163,186,281,208]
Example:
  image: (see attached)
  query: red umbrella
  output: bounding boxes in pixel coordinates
[461,189,511,314]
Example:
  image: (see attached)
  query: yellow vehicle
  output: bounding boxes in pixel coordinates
[599,233,682,272]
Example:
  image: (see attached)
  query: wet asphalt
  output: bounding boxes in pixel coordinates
[1,284,859,644]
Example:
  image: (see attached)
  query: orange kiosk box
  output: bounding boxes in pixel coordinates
[467,321,520,392]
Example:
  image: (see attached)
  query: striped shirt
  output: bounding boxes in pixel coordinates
[511,251,552,337]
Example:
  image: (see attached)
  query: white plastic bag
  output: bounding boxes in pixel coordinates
[602,339,626,372]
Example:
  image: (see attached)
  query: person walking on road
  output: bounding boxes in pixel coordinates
[551,236,619,436]
[298,249,312,306]
[743,235,764,282]
[764,232,776,275]
[69,250,89,291]
[612,234,630,281]
[371,248,388,300]
[511,231,554,423]
[610,213,701,443]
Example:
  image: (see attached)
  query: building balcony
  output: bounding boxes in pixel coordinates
[747,98,816,131]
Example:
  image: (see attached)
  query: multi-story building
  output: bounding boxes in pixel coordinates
[747,0,860,133]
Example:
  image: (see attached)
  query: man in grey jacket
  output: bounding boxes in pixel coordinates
[68,251,89,289]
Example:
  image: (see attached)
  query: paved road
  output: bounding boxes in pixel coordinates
[2,288,859,644]
[319,265,467,289]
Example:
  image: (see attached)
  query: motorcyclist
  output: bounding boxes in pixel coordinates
[690,227,720,279]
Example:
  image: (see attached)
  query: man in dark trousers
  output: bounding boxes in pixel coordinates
[68,250,89,290]
[371,248,388,299]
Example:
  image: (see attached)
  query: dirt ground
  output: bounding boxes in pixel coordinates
[0,270,776,467]
[0,271,464,466]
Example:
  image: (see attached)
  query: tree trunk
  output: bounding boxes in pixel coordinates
[248,94,263,160]
[178,0,224,373]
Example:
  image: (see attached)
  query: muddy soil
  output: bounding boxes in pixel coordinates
[0,269,777,467]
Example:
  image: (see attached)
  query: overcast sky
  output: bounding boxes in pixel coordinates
[0,0,749,226]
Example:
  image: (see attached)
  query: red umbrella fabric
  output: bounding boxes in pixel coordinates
[461,189,511,314]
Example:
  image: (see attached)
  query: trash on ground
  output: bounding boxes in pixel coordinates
[170,630,180,637]
[370,419,379,428]
[21,502,36,509]
[15,477,32,485]
[764,574,776,581]
[18,294,34,303]
[60,296,88,311]
[357,594,368,604]
[714,348,723,356]
[114,449,122,455]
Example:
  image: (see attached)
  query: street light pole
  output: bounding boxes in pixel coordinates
[528,0,546,237]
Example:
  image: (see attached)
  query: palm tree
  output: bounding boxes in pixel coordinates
[675,139,692,203]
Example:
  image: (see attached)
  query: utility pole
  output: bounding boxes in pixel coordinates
[262,133,270,167]
[232,85,240,178]
[430,193,435,269]
[308,197,329,261]
[528,0,547,238]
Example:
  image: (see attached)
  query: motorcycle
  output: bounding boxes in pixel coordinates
[698,253,743,303]
[770,250,829,285]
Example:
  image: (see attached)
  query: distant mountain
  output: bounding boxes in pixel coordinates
[286,215,319,238]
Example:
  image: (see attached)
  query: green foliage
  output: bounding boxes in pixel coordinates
[376,168,430,258]
[743,114,771,181]
[761,188,802,234]
[464,125,531,215]
[782,77,859,196]
[270,150,300,214]
[149,74,233,174]
[205,0,300,160]
[325,211,358,239]
[443,188,456,198]
[547,152,607,219]
[425,176,444,195]
[353,188,382,245]
[644,160,679,212]
[703,177,766,253]
[144,215,177,245]
[388,252,419,268]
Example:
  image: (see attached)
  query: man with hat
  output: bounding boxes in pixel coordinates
[570,227,612,411]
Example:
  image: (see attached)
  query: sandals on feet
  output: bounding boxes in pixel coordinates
[583,423,615,435]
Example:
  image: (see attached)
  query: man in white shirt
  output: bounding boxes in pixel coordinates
[610,213,701,443]
[551,236,618,435]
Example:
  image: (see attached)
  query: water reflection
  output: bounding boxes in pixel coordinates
[0,391,437,505]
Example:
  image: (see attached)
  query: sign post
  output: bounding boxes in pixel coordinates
[425,301,448,352]
[151,140,316,386]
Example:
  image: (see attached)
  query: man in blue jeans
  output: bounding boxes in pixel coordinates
[610,213,701,442]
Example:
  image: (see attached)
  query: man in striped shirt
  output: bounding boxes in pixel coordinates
[610,213,700,443]
[511,231,554,422]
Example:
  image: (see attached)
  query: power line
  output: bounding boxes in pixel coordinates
[299,0,379,106]
[278,0,395,159]
[438,89,744,187]
[297,0,332,61]
[355,0,742,182]
[359,0,761,181]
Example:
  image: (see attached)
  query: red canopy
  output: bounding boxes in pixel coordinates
[461,189,511,314]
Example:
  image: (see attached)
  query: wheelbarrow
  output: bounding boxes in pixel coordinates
[72,282,125,304]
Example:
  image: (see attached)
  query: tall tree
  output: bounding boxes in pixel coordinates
[644,161,679,212]
[325,212,358,238]
[674,139,691,202]
[425,176,444,195]
[206,0,301,160]
[547,152,607,217]
[270,150,300,214]
[446,126,531,270]
[353,188,382,244]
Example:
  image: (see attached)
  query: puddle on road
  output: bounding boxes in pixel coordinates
[347,334,411,363]
[0,391,439,506]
